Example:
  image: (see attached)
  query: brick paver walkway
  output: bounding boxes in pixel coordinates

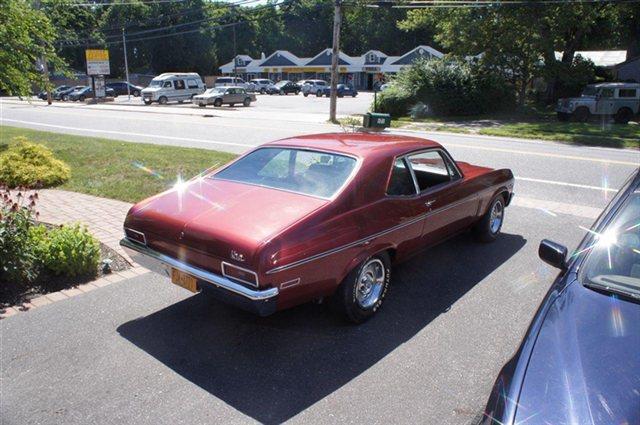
[37,189,134,263]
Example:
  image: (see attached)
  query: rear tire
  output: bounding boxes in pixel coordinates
[198,104,206,108]
[133,90,140,97]
[316,90,322,97]
[572,107,590,122]
[303,93,309,97]
[614,107,633,124]
[260,88,266,94]
[243,97,251,107]
[473,195,506,243]
[332,252,391,324]
[557,112,570,122]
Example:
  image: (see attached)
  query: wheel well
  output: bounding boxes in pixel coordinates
[386,248,397,264]
[617,106,633,114]
[499,190,510,205]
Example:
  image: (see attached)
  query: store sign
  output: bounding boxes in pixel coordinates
[363,66,381,72]
[85,49,110,75]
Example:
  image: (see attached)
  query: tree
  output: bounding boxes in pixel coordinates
[0,0,67,96]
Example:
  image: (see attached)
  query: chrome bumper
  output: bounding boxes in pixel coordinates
[120,238,278,315]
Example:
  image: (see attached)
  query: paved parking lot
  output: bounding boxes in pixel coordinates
[110,90,373,119]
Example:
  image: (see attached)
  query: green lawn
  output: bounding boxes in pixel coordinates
[0,126,237,203]
[478,122,639,149]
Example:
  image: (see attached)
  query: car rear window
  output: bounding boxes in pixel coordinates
[213,147,358,199]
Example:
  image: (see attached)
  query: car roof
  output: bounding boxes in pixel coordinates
[263,133,443,158]
[589,82,640,88]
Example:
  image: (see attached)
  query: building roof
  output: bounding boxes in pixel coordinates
[218,45,444,74]
[554,50,628,67]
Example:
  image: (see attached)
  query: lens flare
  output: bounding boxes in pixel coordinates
[132,161,163,179]
[610,295,625,337]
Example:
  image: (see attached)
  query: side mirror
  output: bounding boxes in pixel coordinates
[539,239,568,270]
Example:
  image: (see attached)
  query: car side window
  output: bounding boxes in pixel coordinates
[187,79,198,89]
[174,80,185,90]
[600,88,614,98]
[227,88,235,94]
[619,89,637,98]
[406,150,457,192]
[387,158,417,196]
[163,81,172,88]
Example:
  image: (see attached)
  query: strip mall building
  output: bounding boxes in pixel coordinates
[219,45,443,90]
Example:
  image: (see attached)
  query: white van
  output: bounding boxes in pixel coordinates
[141,73,205,105]
[214,77,247,89]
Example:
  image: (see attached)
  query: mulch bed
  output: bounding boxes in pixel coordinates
[0,242,130,308]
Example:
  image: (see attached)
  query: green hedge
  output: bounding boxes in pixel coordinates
[374,58,516,118]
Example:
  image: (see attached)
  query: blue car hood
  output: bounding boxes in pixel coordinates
[515,280,640,424]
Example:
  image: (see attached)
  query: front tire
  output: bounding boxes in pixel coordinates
[473,195,505,243]
[316,90,322,97]
[143,99,152,105]
[572,107,590,122]
[333,253,391,324]
[213,98,222,107]
[133,90,140,97]
[303,93,309,97]
[158,96,168,105]
[557,112,570,122]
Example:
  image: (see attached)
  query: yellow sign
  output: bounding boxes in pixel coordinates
[85,49,109,61]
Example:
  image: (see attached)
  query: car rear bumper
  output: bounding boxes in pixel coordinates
[120,238,278,316]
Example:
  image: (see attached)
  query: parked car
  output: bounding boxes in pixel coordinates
[247,79,275,94]
[192,87,256,107]
[58,86,85,101]
[37,85,70,100]
[266,80,300,95]
[214,77,248,90]
[106,81,143,97]
[121,133,514,323]
[482,168,640,425]
[301,79,328,97]
[141,73,205,105]
[68,86,115,101]
[320,84,358,98]
[556,82,640,124]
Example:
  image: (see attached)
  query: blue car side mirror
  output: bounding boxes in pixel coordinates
[539,239,568,270]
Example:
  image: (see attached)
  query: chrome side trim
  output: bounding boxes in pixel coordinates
[266,196,475,275]
[221,261,260,288]
[120,238,278,301]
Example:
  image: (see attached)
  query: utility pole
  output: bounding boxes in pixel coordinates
[122,28,131,100]
[34,0,52,105]
[232,24,237,77]
[329,0,342,123]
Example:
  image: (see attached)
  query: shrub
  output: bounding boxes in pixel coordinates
[0,137,70,188]
[0,188,40,285]
[40,223,100,277]
[375,58,515,118]
[375,85,417,118]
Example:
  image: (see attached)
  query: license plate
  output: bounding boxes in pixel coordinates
[170,268,198,293]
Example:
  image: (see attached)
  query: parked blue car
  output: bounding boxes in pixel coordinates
[320,84,358,98]
[481,169,640,424]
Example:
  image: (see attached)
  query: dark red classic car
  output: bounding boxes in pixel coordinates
[121,133,514,323]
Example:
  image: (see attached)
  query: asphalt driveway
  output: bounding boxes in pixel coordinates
[1,205,588,425]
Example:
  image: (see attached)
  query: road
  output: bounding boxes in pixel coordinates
[1,96,639,425]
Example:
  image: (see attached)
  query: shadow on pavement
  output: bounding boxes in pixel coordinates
[117,232,526,424]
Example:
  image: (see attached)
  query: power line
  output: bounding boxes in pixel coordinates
[58,0,291,47]
[55,0,270,46]
[366,0,639,7]
[51,0,188,7]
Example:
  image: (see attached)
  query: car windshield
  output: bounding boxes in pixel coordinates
[275,81,288,87]
[582,86,597,96]
[148,80,162,87]
[213,147,358,199]
[204,88,224,94]
[581,186,640,300]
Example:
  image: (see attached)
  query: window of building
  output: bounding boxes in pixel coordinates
[387,158,416,196]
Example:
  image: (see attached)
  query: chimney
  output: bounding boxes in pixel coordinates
[261,52,266,60]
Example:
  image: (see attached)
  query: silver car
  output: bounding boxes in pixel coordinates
[301,79,328,97]
[192,87,256,107]
[247,79,275,94]
[557,82,639,124]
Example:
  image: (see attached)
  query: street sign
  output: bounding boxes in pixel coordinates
[85,49,110,75]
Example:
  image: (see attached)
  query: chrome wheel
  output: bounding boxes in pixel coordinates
[490,200,504,234]
[355,259,385,309]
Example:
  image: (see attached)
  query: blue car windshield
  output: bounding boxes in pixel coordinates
[581,187,640,299]
[213,147,357,199]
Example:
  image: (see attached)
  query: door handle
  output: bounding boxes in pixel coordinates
[425,199,436,208]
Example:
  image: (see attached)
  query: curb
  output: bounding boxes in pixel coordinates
[0,265,149,319]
